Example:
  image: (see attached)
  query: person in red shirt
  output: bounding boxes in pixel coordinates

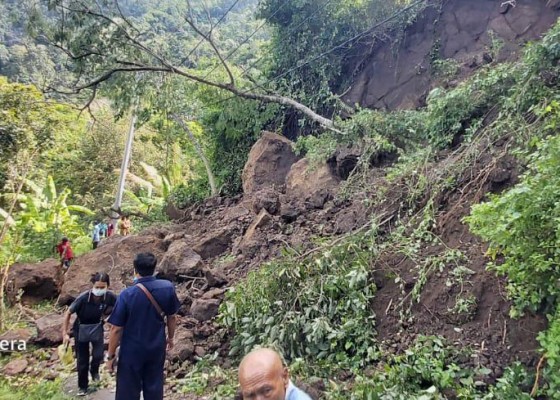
[56,237,74,270]
[107,222,115,237]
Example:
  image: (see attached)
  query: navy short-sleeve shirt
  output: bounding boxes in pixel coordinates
[108,276,181,361]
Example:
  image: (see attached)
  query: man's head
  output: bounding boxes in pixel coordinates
[61,237,69,243]
[238,348,289,400]
[133,252,157,277]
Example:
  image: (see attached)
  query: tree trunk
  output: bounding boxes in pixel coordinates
[172,115,218,197]
[111,107,137,227]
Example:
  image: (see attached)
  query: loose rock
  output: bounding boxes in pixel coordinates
[3,359,28,376]
[190,298,221,322]
[34,313,65,346]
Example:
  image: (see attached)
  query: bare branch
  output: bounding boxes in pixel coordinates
[115,0,142,35]
[182,3,235,86]
[78,86,98,121]
[46,1,335,130]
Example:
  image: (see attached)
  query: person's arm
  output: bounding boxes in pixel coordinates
[105,325,123,373]
[166,314,177,351]
[61,310,72,345]
[105,293,126,372]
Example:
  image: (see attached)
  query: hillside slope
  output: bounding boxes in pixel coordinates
[343,0,560,110]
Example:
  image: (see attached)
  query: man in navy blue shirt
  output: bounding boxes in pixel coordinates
[106,252,181,400]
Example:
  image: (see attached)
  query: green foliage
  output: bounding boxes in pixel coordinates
[423,63,514,147]
[0,378,69,400]
[431,58,460,82]
[539,308,560,398]
[178,354,238,399]
[168,180,210,209]
[0,77,77,191]
[293,133,339,164]
[1,176,93,262]
[466,133,560,315]
[221,225,379,367]
[325,337,533,399]
[202,96,281,196]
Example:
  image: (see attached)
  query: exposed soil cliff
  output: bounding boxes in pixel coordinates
[342,0,560,110]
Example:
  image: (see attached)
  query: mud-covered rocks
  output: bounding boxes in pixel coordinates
[190,298,221,322]
[286,158,339,207]
[242,132,299,194]
[7,259,62,304]
[193,227,234,260]
[0,328,33,344]
[241,210,272,243]
[168,326,195,362]
[203,266,228,287]
[2,359,28,376]
[159,241,203,281]
[34,313,64,346]
[251,188,280,215]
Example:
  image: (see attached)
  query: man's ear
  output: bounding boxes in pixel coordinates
[282,367,290,387]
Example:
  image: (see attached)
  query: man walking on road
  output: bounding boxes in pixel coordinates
[105,252,180,400]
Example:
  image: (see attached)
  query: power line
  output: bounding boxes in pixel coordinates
[202,0,291,80]
[179,0,242,67]
[211,0,428,107]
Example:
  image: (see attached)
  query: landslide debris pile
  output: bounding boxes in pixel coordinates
[4,129,544,392]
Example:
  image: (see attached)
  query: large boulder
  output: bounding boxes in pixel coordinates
[203,266,228,288]
[193,227,233,260]
[167,326,195,362]
[251,188,280,215]
[2,359,28,376]
[34,313,65,346]
[0,328,33,343]
[239,209,272,256]
[242,132,299,194]
[159,241,203,281]
[286,158,340,207]
[58,234,165,305]
[6,259,62,304]
[190,298,221,322]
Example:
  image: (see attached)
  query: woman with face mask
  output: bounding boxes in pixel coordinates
[62,272,117,396]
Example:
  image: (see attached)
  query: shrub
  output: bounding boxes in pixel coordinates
[466,134,560,315]
[220,226,379,367]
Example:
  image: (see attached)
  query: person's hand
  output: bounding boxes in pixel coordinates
[167,337,174,351]
[63,334,70,346]
[106,358,115,374]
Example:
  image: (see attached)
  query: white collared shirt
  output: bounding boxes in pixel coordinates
[286,380,312,400]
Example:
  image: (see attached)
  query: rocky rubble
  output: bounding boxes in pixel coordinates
[6,131,373,367]
[7,131,361,368]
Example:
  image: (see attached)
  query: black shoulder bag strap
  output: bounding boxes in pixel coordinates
[137,283,166,322]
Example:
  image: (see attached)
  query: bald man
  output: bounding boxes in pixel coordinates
[238,348,312,400]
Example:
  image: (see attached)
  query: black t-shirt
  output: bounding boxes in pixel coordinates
[70,290,117,333]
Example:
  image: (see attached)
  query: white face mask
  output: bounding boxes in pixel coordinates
[92,288,107,297]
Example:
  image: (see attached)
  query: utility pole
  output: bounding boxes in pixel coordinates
[111,104,138,229]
